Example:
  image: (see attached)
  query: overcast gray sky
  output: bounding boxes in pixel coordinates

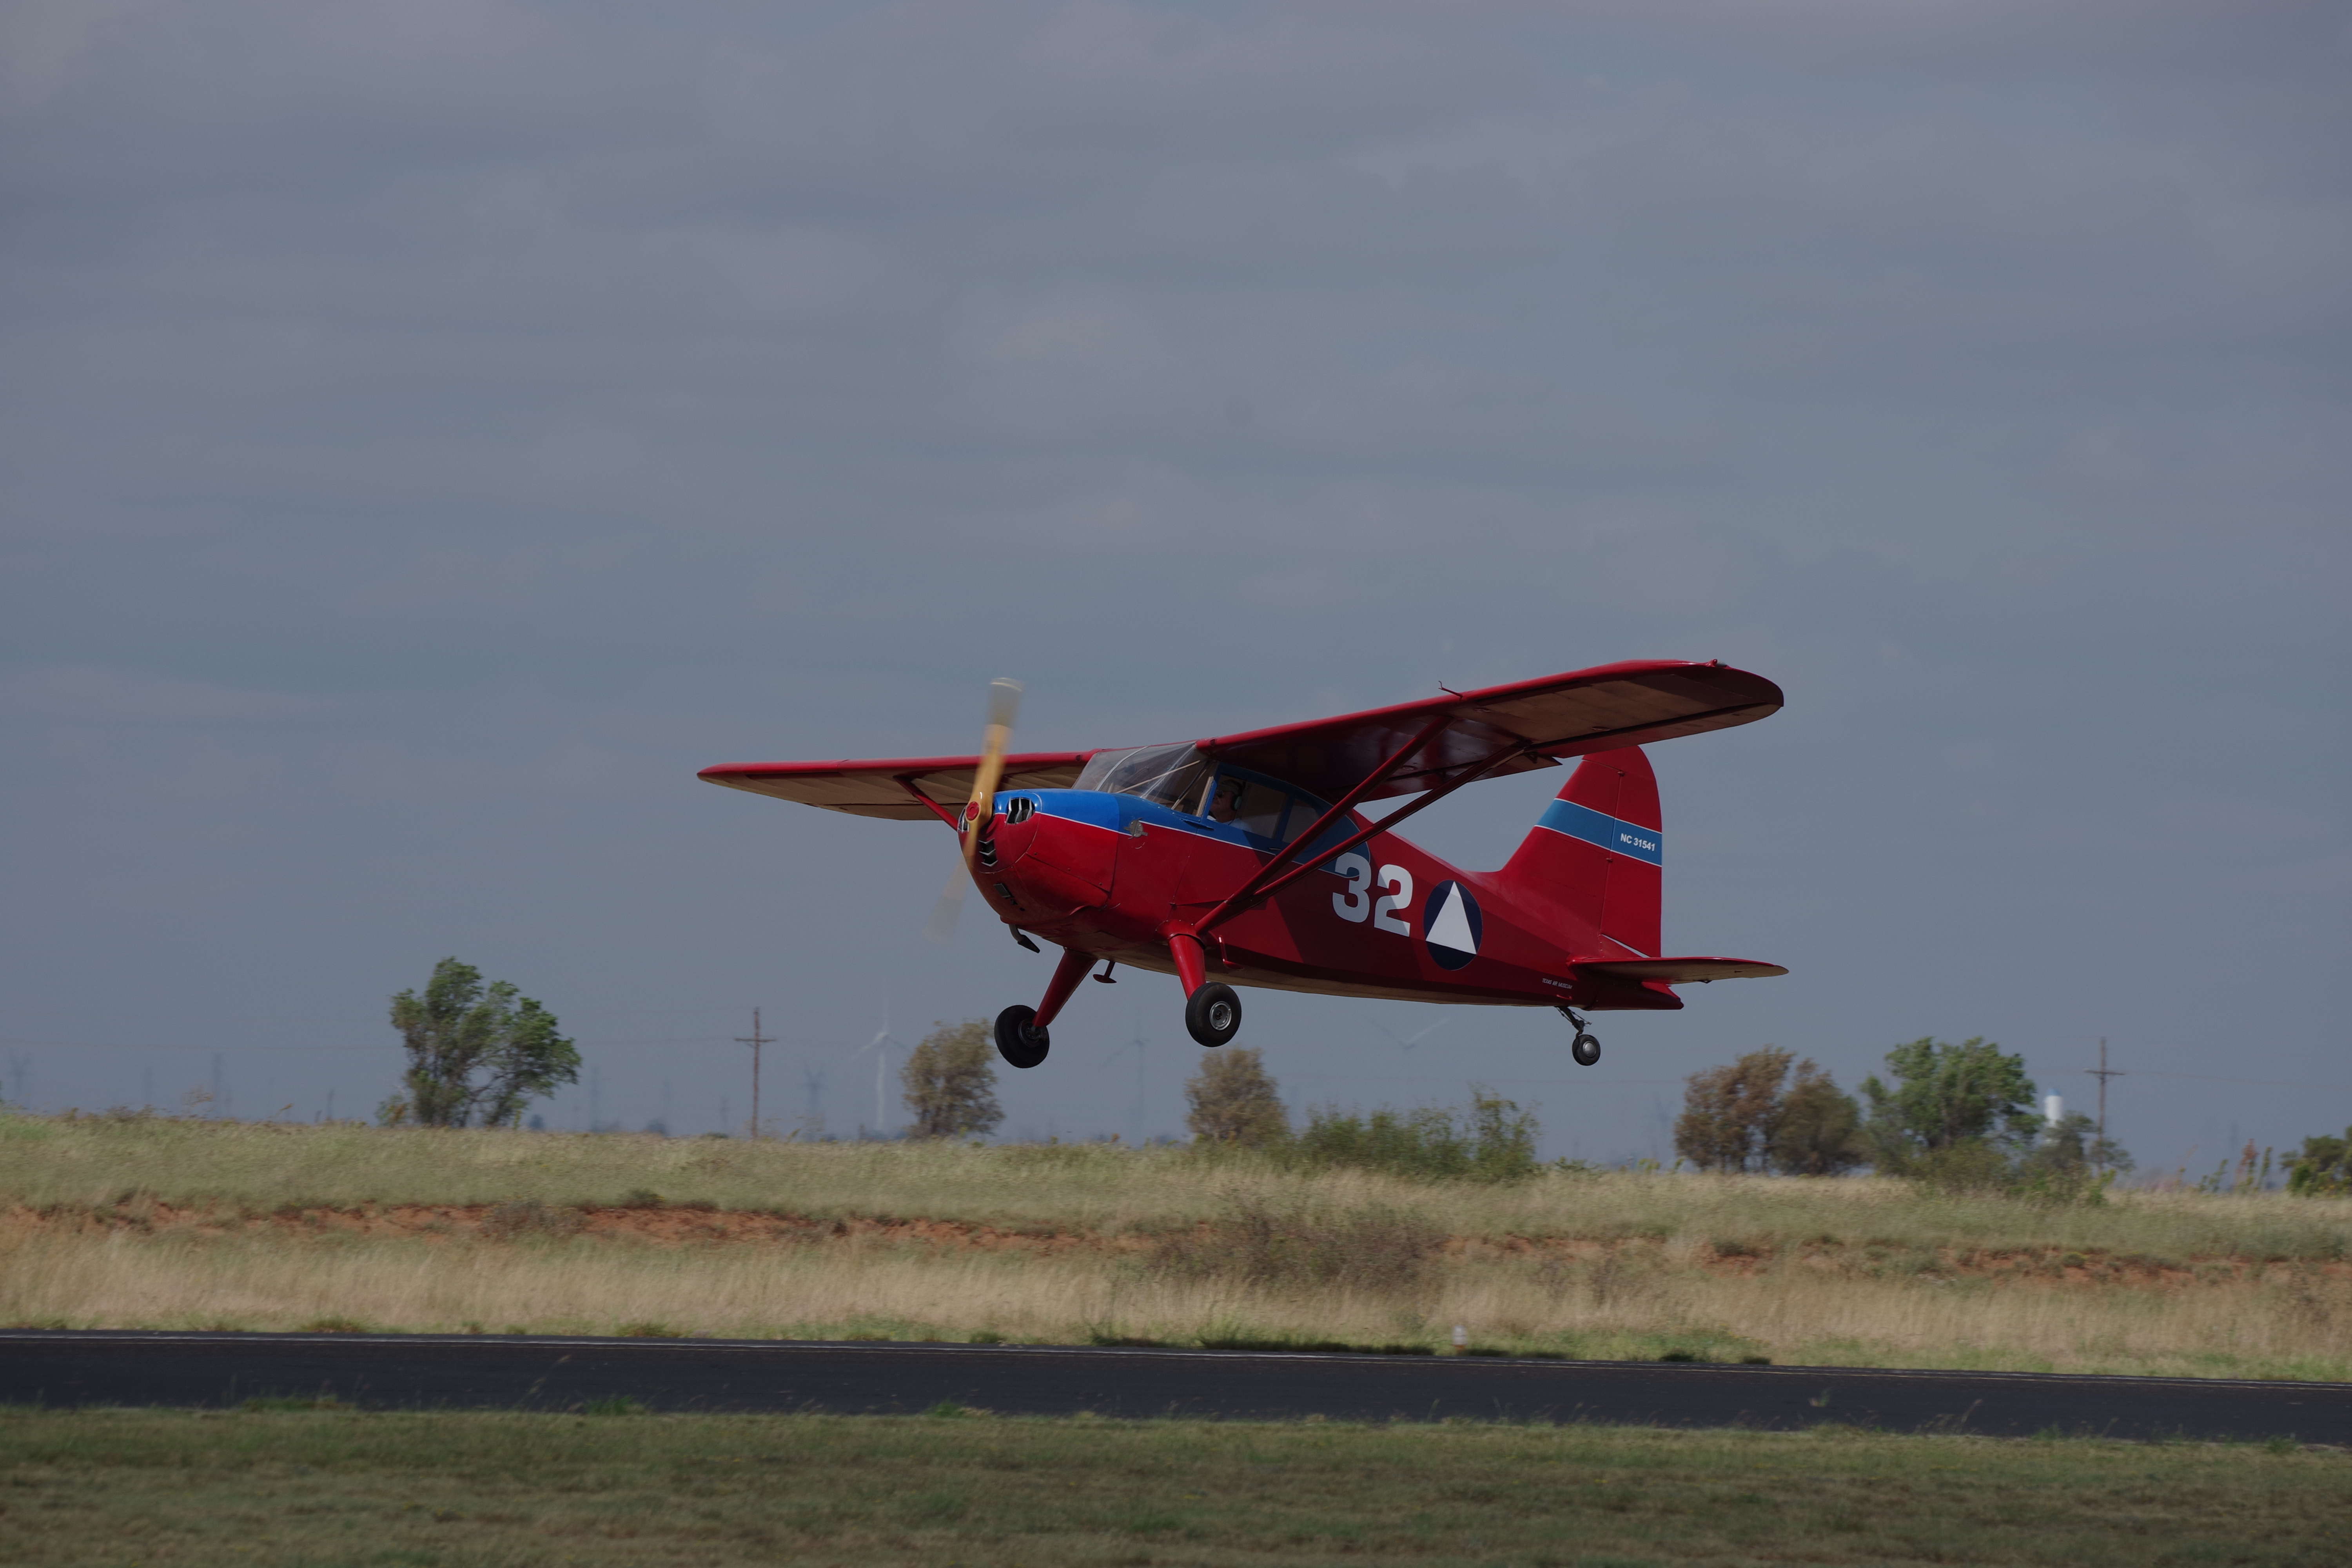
[4,0,2345,1170]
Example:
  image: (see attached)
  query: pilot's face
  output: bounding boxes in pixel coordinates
[1209,780,1241,822]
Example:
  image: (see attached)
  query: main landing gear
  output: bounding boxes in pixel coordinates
[1167,930,1241,1046]
[996,938,1249,1068]
[1557,1006,1602,1066]
[996,945,1097,1069]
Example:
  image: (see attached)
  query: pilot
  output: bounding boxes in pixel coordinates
[1206,777,1243,823]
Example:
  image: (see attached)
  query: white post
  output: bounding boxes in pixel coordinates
[2043,1094,2064,1127]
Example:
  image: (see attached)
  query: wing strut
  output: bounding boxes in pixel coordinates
[1186,715,1448,934]
[1187,718,1526,938]
[894,775,964,830]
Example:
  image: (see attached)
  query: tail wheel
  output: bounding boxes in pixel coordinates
[1185,982,1242,1047]
[994,1004,1050,1069]
[1571,1032,1601,1067]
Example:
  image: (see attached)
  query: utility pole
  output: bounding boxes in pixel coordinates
[2084,1037,2124,1136]
[736,1008,772,1140]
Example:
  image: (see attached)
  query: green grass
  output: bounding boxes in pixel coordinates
[8,1109,2347,1262]
[0,1406,2343,1566]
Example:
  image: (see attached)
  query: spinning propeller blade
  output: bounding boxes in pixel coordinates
[922,677,1023,944]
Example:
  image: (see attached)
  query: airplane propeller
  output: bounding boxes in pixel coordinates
[923,677,1023,943]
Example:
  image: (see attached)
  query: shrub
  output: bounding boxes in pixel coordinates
[1284,1090,1539,1183]
[2286,1128,2350,1196]
[1185,1047,1288,1147]
[900,1020,1003,1140]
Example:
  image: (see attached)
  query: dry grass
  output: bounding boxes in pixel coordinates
[5,1203,2348,1379]
[4,1111,2348,1379]
[7,1110,2347,1259]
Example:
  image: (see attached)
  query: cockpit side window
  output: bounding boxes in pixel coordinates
[1072,743,1210,809]
[1206,773,1287,839]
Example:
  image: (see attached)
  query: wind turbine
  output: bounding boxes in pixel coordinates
[802,1065,826,1123]
[848,1013,906,1138]
[1096,1024,1149,1145]
[1376,1015,1452,1057]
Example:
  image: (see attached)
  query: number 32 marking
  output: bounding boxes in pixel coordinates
[1333,853,1414,936]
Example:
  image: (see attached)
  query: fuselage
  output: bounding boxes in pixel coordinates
[970,783,1678,1013]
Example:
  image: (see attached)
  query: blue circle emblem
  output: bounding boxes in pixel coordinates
[1422,880,1482,970]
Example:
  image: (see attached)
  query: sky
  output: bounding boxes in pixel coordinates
[3,0,2346,1172]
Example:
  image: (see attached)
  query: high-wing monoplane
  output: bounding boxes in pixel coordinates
[701,659,1787,1069]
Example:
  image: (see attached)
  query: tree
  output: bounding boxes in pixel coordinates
[1858,1036,2038,1176]
[2286,1127,2351,1196]
[386,958,579,1128]
[1767,1060,1866,1176]
[1673,1047,1792,1172]
[1185,1047,1288,1147]
[900,1019,1002,1140]
[2018,1111,2134,1189]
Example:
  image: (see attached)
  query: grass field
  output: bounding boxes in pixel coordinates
[1,1406,2345,1566]
[5,1112,2348,1379]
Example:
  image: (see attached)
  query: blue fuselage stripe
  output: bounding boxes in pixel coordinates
[1535,800,1663,865]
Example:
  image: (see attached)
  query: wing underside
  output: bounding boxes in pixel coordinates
[698,753,1091,820]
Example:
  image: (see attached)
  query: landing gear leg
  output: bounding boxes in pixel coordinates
[1032,946,1094,1030]
[1557,1005,1601,1067]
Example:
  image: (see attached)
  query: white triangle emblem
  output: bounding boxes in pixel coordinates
[1426,884,1477,956]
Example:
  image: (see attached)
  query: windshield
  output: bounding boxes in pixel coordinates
[1073,743,1210,809]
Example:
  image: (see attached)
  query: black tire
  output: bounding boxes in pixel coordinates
[1184,982,1242,1047]
[994,1005,1050,1069]
[1571,1032,1601,1067]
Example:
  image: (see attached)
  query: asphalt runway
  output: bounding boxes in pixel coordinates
[2,1331,2343,1444]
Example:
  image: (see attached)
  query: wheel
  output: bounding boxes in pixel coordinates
[1184,982,1242,1047]
[994,1004,1050,1069]
[1571,1032,1601,1067]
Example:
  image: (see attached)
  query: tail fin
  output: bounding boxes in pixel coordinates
[1493,746,1661,957]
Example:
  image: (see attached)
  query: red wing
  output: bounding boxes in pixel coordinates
[1570,957,1789,984]
[1201,659,1782,802]
[698,753,1091,820]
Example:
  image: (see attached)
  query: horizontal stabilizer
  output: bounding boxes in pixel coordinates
[1570,956,1788,985]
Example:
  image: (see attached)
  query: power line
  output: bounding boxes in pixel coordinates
[0,1035,734,1053]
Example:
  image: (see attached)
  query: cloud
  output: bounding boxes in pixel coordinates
[0,0,2343,1158]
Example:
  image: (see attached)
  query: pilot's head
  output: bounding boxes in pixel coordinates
[1208,777,1242,822]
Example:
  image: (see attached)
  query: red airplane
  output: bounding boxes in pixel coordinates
[700,659,1787,1069]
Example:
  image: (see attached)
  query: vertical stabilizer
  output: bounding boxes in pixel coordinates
[1493,746,1661,956]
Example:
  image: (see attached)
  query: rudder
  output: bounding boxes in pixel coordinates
[1493,746,1661,957]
